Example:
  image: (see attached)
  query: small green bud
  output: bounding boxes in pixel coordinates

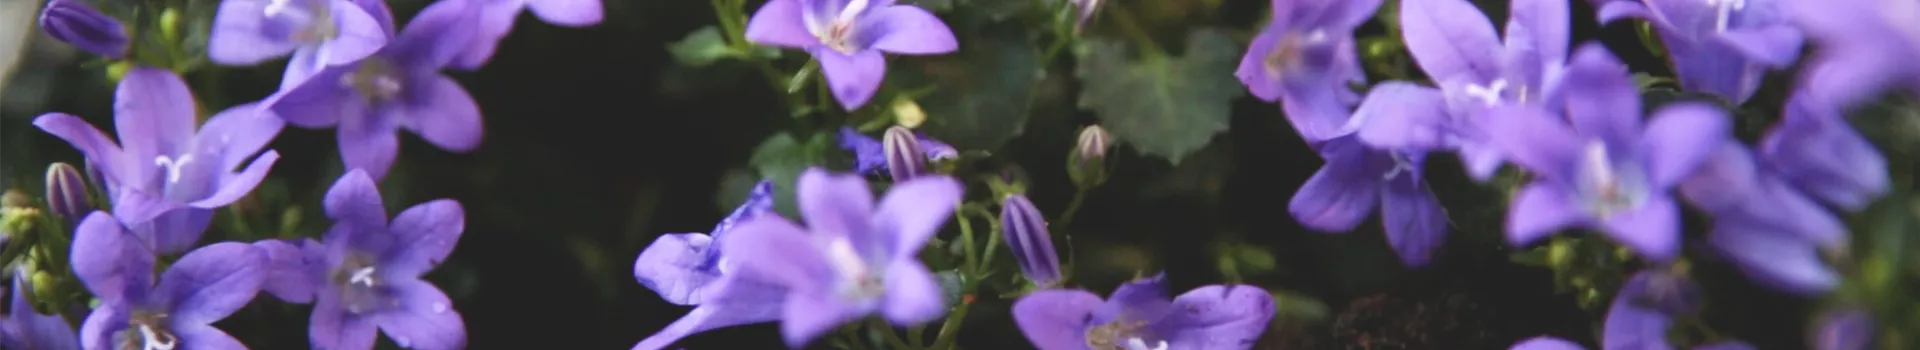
[1067,125,1112,190]
[891,99,926,129]
[29,270,58,314]
[159,8,182,43]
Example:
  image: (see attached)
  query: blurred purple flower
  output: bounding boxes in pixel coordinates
[1234,0,1379,142]
[268,0,485,180]
[1510,337,1584,350]
[1288,137,1447,267]
[1012,274,1274,350]
[716,168,960,347]
[34,68,285,254]
[1598,0,1801,104]
[456,0,604,69]
[0,268,79,350]
[632,180,788,350]
[1790,0,1920,109]
[1680,140,1843,295]
[303,170,469,350]
[1595,271,1754,350]
[208,0,389,74]
[1813,308,1873,350]
[1489,44,1728,261]
[838,126,958,176]
[1759,93,1888,212]
[70,212,266,350]
[1001,194,1061,287]
[1358,0,1569,181]
[38,0,130,58]
[744,0,958,110]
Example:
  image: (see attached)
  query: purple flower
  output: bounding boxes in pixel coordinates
[1679,141,1843,295]
[285,169,468,350]
[70,212,266,350]
[716,168,960,347]
[837,126,958,176]
[1813,308,1873,350]
[34,68,285,254]
[1790,0,1919,109]
[1597,0,1802,104]
[268,0,485,180]
[1001,194,1061,287]
[37,0,130,58]
[207,0,389,73]
[454,0,604,69]
[1234,0,1379,142]
[1759,93,1888,212]
[1,268,79,350]
[632,180,788,350]
[744,0,958,110]
[1288,137,1447,267]
[1510,337,1584,350]
[1011,274,1274,350]
[1593,271,1754,350]
[1490,44,1728,261]
[1359,0,1569,181]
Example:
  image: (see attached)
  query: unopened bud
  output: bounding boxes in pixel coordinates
[1001,194,1061,287]
[38,0,130,58]
[1068,125,1113,189]
[29,270,58,314]
[892,99,926,129]
[45,162,89,221]
[883,126,927,181]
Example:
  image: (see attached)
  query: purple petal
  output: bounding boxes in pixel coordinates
[322,0,390,65]
[630,301,783,350]
[70,212,155,303]
[1669,38,1765,104]
[1399,0,1502,83]
[1716,26,1803,67]
[1601,273,1677,350]
[115,68,200,166]
[1765,97,1888,211]
[634,233,721,306]
[269,65,361,128]
[872,175,959,259]
[881,260,944,325]
[1508,183,1587,247]
[172,324,247,350]
[206,0,301,65]
[3,271,80,350]
[1234,27,1285,101]
[154,242,265,325]
[1595,1,1652,25]
[779,292,860,347]
[77,303,124,350]
[371,280,468,350]
[351,0,396,35]
[1278,39,1367,142]
[862,5,956,54]
[1512,336,1586,350]
[451,1,517,70]
[1709,225,1838,296]
[135,208,214,254]
[1157,285,1275,349]
[109,189,183,226]
[1012,290,1101,350]
[1600,197,1680,261]
[796,168,877,251]
[1813,308,1873,350]
[197,102,287,171]
[1641,103,1729,188]
[33,113,132,187]
[1559,44,1642,145]
[528,0,602,26]
[1093,275,1171,324]
[1677,141,1758,213]
[384,199,465,278]
[310,294,381,350]
[1504,0,1569,69]
[746,0,822,48]
[1305,0,1381,29]
[1484,105,1584,180]
[253,240,316,303]
[1287,158,1379,233]
[398,75,484,152]
[322,169,389,227]
[718,216,835,293]
[1353,82,1450,150]
[188,150,279,209]
[812,48,887,110]
[387,0,481,70]
[338,112,402,180]
[1458,141,1505,182]
[1382,174,1446,267]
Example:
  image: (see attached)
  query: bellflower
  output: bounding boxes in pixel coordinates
[207,0,389,74]
[1012,273,1274,350]
[70,212,266,350]
[1,268,79,350]
[37,0,130,58]
[1791,0,1920,109]
[455,0,604,69]
[293,170,468,350]
[1813,308,1874,350]
[268,0,485,180]
[1360,0,1569,180]
[1234,0,1379,142]
[744,0,959,110]
[716,168,960,347]
[1288,137,1447,267]
[1679,141,1842,295]
[1490,44,1727,261]
[1001,194,1062,287]
[632,180,788,350]
[1597,0,1801,104]
[1759,93,1888,212]
[34,68,285,254]
[837,126,958,176]
[1513,271,1756,350]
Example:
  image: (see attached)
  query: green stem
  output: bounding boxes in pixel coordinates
[956,207,978,275]
[928,291,973,350]
[968,206,1002,275]
[907,325,927,347]
[1057,190,1088,227]
[871,317,916,350]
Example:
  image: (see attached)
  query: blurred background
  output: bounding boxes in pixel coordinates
[0,0,1848,348]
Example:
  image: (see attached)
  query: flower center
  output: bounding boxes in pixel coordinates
[1576,141,1648,218]
[1380,151,1416,181]
[1086,320,1165,350]
[330,253,395,314]
[1708,0,1746,32]
[342,58,404,104]
[117,312,176,350]
[822,20,859,53]
[1262,30,1325,80]
[152,154,195,184]
[824,237,885,302]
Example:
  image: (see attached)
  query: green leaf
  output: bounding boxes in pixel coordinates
[895,27,1043,151]
[747,132,834,218]
[668,26,735,67]
[1075,28,1244,164]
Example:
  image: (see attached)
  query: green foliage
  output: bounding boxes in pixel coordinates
[668,25,782,67]
[893,25,1043,151]
[746,131,836,218]
[1074,28,1244,164]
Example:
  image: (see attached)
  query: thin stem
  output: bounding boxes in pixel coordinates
[908,325,927,347]
[928,292,974,350]
[871,317,916,350]
[1057,189,1088,227]
[968,206,1002,275]
[956,207,978,275]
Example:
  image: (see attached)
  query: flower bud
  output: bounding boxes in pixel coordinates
[29,269,59,313]
[891,99,926,129]
[883,126,927,181]
[45,162,89,222]
[1001,194,1061,287]
[38,0,130,58]
[1068,125,1113,189]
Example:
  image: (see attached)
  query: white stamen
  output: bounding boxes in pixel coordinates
[153,154,194,183]
[1125,338,1168,350]
[1708,0,1746,32]
[263,0,291,17]
[1382,151,1415,181]
[1464,79,1509,106]
[138,324,176,350]
[823,238,882,300]
[838,0,870,22]
[349,266,377,286]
